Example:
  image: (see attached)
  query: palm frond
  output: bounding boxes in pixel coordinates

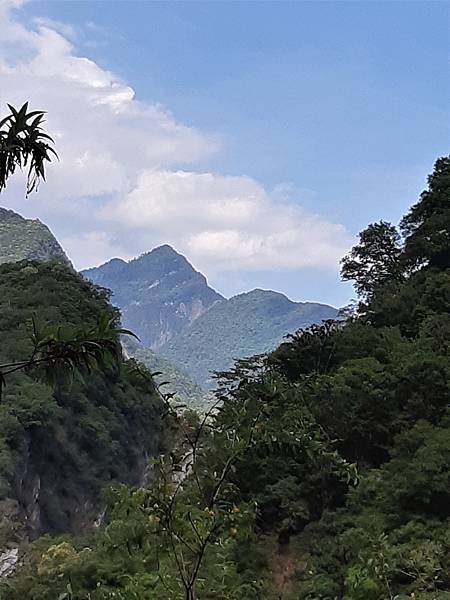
[0,102,58,195]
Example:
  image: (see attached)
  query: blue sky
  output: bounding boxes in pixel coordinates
[1,1,449,306]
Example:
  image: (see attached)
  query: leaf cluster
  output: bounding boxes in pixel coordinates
[0,103,57,195]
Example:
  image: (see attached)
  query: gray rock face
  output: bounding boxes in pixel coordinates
[0,548,19,578]
[0,208,70,265]
[82,245,223,349]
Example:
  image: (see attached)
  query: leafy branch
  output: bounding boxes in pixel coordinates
[0,315,137,400]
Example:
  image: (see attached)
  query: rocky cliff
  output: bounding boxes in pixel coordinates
[82,245,223,349]
[0,261,168,540]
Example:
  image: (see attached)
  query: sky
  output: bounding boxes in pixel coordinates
[0,0,448,307]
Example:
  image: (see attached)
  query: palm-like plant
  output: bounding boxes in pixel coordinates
[0,102,57,195]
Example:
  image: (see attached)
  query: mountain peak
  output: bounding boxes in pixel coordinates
[82,245,223,349]
[0,207,70,266]
[151,244,178,255]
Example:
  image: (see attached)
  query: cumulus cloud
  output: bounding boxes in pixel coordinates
[104,170,350,272]
[0,2,351,276]
[0,2,217,204]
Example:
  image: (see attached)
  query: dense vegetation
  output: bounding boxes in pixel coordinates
[0,207,69,265]
[160,288,337,388]
[0,261,168,541]
[1,156,449,599]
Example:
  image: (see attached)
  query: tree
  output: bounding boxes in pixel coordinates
[0,102,57,195]
[0,315,136,401]
[401,156,450,270]
[341,221,404,300]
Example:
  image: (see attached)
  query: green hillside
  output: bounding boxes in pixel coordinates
[0,260,167,540]
[0,208,69,265]
[123,339,210,409]
[160,288,337,388]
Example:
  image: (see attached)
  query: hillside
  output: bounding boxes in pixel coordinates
[123,338,210,409]
[83,248,337,389]
[0,260,167,540]
[0,208,69,265]
[82,245,223,349]
[160,288,337,388]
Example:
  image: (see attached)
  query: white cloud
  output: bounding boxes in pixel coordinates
[0,2,351,277]
[103,170,350,272]
[0,3,217,204]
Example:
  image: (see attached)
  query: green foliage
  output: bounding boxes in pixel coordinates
[0,102,57,195]
[0,208,70,265]
[401,156,450,269]
[0,260,167,538]
[341,220,404,300]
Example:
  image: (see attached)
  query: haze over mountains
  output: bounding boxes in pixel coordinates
[83,246,338,388]
[0,205,337,392]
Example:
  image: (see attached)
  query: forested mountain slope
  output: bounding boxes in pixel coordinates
[0,208,69,265]
[160,288,337,388]
[0,261,167,541]
[123,338,210,408]
[83,248,337,389]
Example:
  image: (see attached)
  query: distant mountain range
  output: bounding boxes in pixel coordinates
[0,208,69,265]
[83,246,338,388]
[0,207,338,392]
[82,246,223,350]
[160,288,337,388]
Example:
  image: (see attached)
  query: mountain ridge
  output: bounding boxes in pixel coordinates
[0,207,70,265]
[159,285,337,387]
[82,245,223,350]
[83,247,338,389]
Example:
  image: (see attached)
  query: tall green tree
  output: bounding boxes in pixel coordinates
[401,156,450,270]
[341,220,404,300]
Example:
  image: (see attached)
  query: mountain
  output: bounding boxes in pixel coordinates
[83,247,338,390]
[123,338,210,409]
[160,288,338,388]
[82,246,223,349]
[0,207,69,265]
